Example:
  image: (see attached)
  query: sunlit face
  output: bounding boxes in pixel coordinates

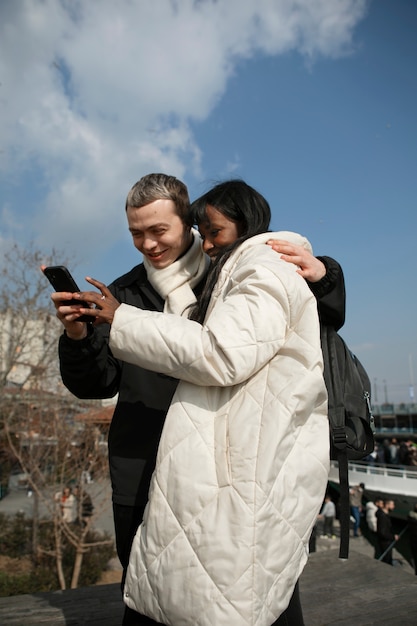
[198,204,241,261]
[127,199,192,269]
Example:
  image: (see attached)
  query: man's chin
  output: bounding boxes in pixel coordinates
[148,260,174,270]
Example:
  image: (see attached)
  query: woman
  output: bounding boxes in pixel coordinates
[74,180,330,625]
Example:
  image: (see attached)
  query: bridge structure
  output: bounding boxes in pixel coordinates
[328,460,417,518]
[372,402,417,437]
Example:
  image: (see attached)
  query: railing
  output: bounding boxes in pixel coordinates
[328,461,417,497]
[372,403,417,415]
[374,427,417,434]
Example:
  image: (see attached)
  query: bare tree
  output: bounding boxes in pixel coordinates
[0,242,62,391]
[1,243,114,589]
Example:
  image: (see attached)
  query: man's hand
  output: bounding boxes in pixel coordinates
[40,264,89,340]
[50,290,90,340]
[266,239,326,283]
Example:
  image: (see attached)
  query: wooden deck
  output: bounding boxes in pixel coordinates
[0,547,416,625]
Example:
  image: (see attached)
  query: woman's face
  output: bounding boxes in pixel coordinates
[198,204,241,260]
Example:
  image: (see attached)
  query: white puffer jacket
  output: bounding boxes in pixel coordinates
[110,232,329,626]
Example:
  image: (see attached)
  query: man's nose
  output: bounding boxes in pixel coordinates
[142,236,158,250]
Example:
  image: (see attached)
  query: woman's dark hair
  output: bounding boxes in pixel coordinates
[189,179,271,323]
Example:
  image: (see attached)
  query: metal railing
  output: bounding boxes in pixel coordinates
[328,461,417,497]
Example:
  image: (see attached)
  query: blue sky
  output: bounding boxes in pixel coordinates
[1,0,416,403]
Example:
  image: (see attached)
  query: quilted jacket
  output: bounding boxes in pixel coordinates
[110,232,330,625]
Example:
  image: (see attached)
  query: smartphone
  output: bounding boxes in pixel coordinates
[42,265,92,323]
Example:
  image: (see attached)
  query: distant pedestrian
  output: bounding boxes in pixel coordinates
[366,498,384,533]
[380,438,391,464]
[398,440,414,466]
[376,499,398,565]
[73,485,94,527]
[407,503,417,575]
[319,495,336,538]
[366,497,384,559]
[55,486,77,523]
[388,438,399,464]
[349,483,364,537]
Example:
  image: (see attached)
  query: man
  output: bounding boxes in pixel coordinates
[349,482,364,537]
[366,497,383,533]
[376,499,398,565]
[52,173,209,625]
[319,494,337,539]
[407,503,417,575]
[365,496,384,559]
[52,173,344,625]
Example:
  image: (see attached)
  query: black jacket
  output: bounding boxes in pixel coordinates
[376,508,395,543]
[408,511,417,550]
[59,257,345,508]
[309,256,346,331]
[59,264,186,506]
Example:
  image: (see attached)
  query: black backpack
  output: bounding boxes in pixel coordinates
[321,325,376,559]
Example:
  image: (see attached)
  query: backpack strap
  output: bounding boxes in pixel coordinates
[336,450,350,559]
[323,325,350,559]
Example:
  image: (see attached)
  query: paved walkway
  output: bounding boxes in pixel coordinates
[0,547,416,625]
[301,548,417,625]
[1,488,416,624]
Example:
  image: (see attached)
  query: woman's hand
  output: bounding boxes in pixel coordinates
[266,239,326,282]
[74,277,121,325]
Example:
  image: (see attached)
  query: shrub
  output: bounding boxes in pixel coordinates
[0,512,31,558]
[0,567,57,597]
[0,513,116,595]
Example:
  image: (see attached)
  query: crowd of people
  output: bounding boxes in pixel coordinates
[346,482,417,573]
[365,438,417,467]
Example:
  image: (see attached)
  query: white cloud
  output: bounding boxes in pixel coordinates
[0,0,369,257]
[225,154,241,174]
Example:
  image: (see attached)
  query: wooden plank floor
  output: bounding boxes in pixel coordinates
[301,549,417,625]
[0,581,123,625]
[2,480,415,624]
[0,547,416,625]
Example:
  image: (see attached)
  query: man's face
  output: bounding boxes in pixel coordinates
[127,199,191,269]
[386,500,395,512]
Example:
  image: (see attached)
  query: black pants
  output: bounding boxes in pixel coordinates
[411,541,417,575]
[378,539,393,565]
[113,503,161,625]
[323,516,334,537]
[270,582,305,626]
